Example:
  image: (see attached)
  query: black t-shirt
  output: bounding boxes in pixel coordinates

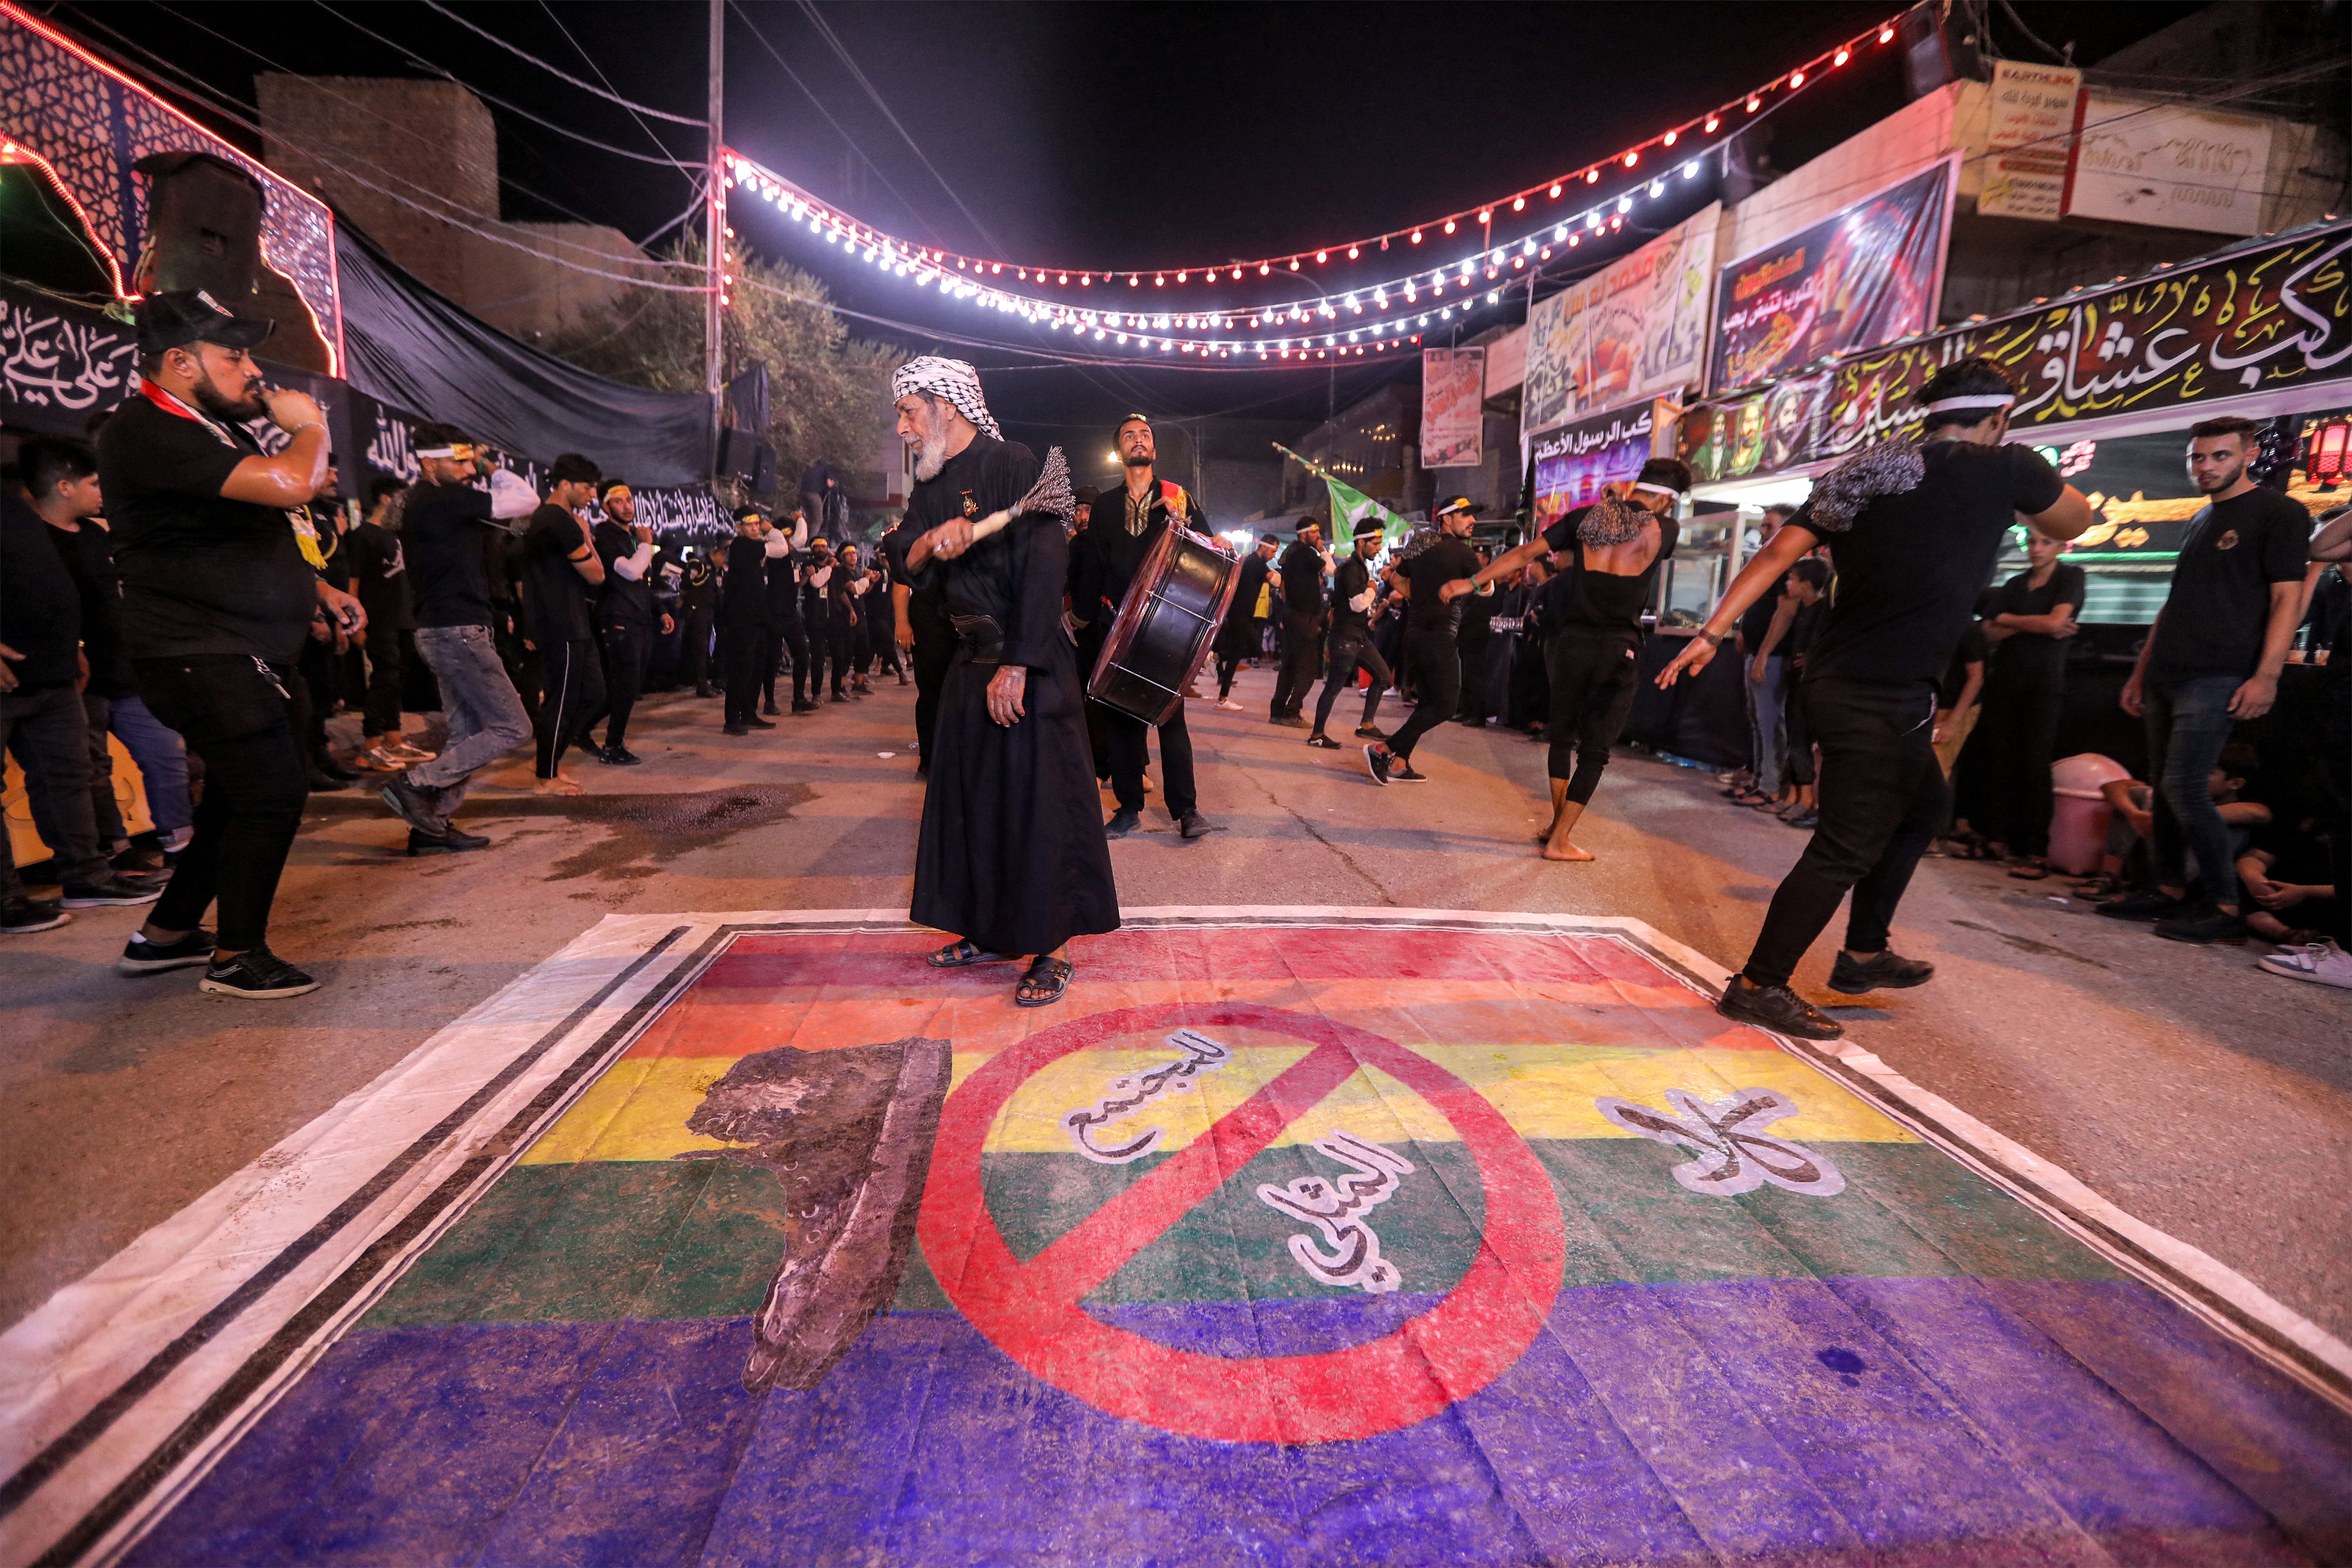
[0,495,82,690]
[1938,619,1988,710]
[520,504,595,643]
[1987,563,2085,686]
[593,520,657,630]
[96,391,318,664]
[1278,541,1327,615]
[405,481,502,629]
[882,515,954,644]
[1400,536,1482,636]
[2144,487,2312,686]
[1740,589,1786,653]
[50,520,133,697]
[343,522,415,632]
[1331,556,1376,634]
[1801,440,2064,687]
[1553,517,1681,635]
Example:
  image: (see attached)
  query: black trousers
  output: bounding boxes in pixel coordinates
[1312,631,1390,736]
[1745,678,1947,989]
[1077,624,1111,779]
[533,636,605,777]
[801,614,831,700]
[1386,630,1461,762]
[763,613,810,708]
[722,618,768,724]
[1107,703,1197,818]
[134,656,308,951]
[1784,674,1818,787]
[2,681,106,887]
[1456,630,1494,720]
[598,622,651,750]
[828,619,856,695]
[1544,628,1642,804]
[1215,652,1241,699]
[682,603,716,690]
[1978,675,2065,857]
[358,628,404,739]
[1270,609,1323,716]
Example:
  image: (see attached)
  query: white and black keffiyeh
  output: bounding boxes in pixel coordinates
[891,355,1003,441]
[1576,494,1650,547]
[1805,437,1926,534]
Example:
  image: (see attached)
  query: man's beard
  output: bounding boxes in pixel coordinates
[910,405,951,481]
[2194,461,2246,494]
[192,372,264,423]
[1123,450,1152,470]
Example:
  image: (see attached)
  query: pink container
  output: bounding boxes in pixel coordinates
[2047,753,2132,876]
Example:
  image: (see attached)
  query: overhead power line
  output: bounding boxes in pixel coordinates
[417,0,707,126]
[537,0,697,175]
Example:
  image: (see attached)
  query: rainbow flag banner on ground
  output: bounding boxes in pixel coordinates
[57,915,2352,1565]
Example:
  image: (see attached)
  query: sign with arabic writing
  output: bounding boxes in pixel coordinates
[1710,160,1956,396]
[1523,203,1720,430]
[1421,347,1486,468]
[0,284,138,436]
[2067,90,2274,238]
[1980,61,2081,222]
[1681,221,2352,481]
[1529,397,1664,531]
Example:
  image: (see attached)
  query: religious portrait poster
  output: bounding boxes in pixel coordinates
[1710,158,1958,396]
[1421,347,1486,468]
[1522,204,1720,432]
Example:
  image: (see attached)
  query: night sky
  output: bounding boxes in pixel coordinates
[42,0,2209,446]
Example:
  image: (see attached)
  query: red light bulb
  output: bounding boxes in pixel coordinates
[1624,150,1639,167]
[1790,69,1805,87]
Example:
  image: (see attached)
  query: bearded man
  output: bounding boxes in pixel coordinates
[894,358,1117,1007]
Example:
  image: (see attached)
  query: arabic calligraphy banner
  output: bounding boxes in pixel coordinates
[1710,160,1955,396]
[1523,204,1720,431]
[0,283,138,437]
[1680,220,2352,483]
[1529,399,1666,533]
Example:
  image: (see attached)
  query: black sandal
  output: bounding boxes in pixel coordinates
[927,939,1014,968]
[1014,955,1073,1007]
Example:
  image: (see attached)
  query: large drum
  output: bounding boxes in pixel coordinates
[1088,525,1240,727]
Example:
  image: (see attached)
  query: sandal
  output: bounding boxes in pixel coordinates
[2071,875,2119,898]
[927,939,1014,968]
[1015,954,1073,1007]
[2006,860,2051,880]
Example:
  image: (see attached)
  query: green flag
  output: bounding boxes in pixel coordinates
[1324,476,1410,557]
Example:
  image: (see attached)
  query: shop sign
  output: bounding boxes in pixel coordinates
[1980,62,2081,222]
[2067,91,2273,239]
[1523,204,1719,430]
[1422,347,1486,468]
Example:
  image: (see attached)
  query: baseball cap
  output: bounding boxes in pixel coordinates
[134,289,274,356]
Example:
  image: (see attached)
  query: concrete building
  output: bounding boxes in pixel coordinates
[256,74,654,345]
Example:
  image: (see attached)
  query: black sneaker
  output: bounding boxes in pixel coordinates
[723,721,751,736]
[1715,976,1843,1040]
[2097,890,2186,922]
[791,701,820,714]
[303,767,352,793]
[1178,811,1221,840]
[408,824,490,856]
[118,927,217,973]
[1270,713,1307,729]
[746,713,777,728]
[599,745,644,766]
[378,776,446,837]
[62,874,164,909]
[3,895,69,935]
[111,843,168,876]
[314,754,363,783]
[199,945,321,999]
[762,701,781,717]
[1354,725,1385,739]
[1364,744,1393,786]
[1828,949,1935,994]
[1392,763,1428,781]
[1105,809,1141,838]
[1306,733,1340,749]
[694,685,719,698]
[2153,906,2247,946]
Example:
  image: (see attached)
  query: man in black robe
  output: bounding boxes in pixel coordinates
[1072,414,1220,841]
[894,357,1117,1006]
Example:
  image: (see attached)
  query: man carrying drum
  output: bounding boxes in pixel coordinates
[1071,413,1221,842]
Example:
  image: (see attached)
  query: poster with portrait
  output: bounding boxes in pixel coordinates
[1522,204,1720,431]
[1421,347,1486,468]
[1710,159,1957,396]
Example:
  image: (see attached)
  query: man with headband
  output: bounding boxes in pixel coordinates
[1071,413,1219,840]
[1363,497,1483,785]
[1443,457,1689,860]
[1657,358,2092,1039]
[377,421,537,856]
[587,481,671,766]
[893,357,1118,1007]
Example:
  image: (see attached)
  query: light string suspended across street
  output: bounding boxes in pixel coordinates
[725,6,1904,299]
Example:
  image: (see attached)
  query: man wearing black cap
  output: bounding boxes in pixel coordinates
[1364,499,1481,785]
[1270,521,1332,726]
[1071,414,1219,839]
[1307,517,1393,748]
[95,289,367,997]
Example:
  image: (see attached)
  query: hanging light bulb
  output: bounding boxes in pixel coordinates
[1477,208,1492,223]
[1129,274,1140,287]
[1348,245,1360,259]
[1747,95,1761,112]
[1649,179,1664,197]
[1684,161,1699,180]
[1586,169,1600,183]
[1289,258,1301,270]
[1664,129,1678,147]
[1512,196,1525,211]
[1259,262,1272,276]
[1549,181,1563,198]
[1176,270,1187,282]
[1624,150,1639,167]
[1879,25,1895,41]
[1316,249,1328,263]
[1232,267,1242,279]
[1443,219,1457,234]
[1833,47,1849,65]
[1790,69,1805,87]
[1154,274,1165,286]
[1410,229,1423,244]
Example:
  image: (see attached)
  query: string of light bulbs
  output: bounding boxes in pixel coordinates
[726,8,1905,293]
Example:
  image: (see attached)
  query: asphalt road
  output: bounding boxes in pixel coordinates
[4,665,2346,1343]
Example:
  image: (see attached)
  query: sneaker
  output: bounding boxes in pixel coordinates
[118,927,216,973]
[1306,733,1340,749]
[3,895,69,935]
[791,701,820,714]
[1392,762,1428,782]
[1269,713,1307,729]
[1354,725,1385,740]
[2257,938,2352,988]
[763,701,782,716]
[1784,810,1819,829]
[745,713,777,729]
[304,767,352,793]
[1828,949,1935,994]
[408,824,490,856]
[1178,811,1221,839]
[62,874,163,909]
[384,740,437,764]
[198,944,321,999]
[378,776,446,837]
[110,843,167,876]
[1105,809,1141,838]
[2152,906,2247,946]
[724,721,751,736]
[2096,890,2186,922]
[314,753,363,783]
[1364,744,1393,786]
[1716,976,1843,1040]
[1215,699,1244,711]
[598,745,644,766]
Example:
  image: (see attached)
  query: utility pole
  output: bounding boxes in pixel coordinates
[704,0,726,474]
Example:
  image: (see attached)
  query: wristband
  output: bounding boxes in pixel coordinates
[1696,628,1724,647]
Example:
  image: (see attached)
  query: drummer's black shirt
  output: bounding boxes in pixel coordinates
[1071,473,1206,624]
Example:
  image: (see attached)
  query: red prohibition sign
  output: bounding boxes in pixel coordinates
[916,1001,1568,1444]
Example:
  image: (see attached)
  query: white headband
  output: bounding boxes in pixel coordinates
[416,446,463,458]
[1633,482,1685,499]
[1924,394,2015,412]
